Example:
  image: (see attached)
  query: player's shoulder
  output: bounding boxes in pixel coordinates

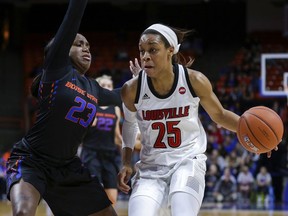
[185,68,212,94]
[186,68,204,79]
[121,76,138,98]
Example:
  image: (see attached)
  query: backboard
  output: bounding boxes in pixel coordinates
[261,53,288,97]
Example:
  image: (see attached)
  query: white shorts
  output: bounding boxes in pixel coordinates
[130,154,206,208]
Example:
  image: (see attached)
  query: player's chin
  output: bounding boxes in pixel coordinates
[144,68,156,77]
[82,62,91,71]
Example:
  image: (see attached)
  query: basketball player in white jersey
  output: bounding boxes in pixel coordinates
[117,23,275,216]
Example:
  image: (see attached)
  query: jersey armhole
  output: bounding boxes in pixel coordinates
[183,66,197,98]
[134,71,143,104]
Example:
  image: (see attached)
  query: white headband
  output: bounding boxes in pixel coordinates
[146,24,180,54]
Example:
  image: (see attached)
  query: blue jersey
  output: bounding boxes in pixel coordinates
[82,106,118,151]
[23,0,121,165]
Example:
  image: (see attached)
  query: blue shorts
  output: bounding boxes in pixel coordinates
[80,147,120,189]
[6,140,112,216]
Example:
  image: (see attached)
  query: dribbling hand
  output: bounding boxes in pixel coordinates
[265,146,278,158]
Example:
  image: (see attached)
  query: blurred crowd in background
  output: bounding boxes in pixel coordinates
[0,0,288,210]
[0,30,287,210]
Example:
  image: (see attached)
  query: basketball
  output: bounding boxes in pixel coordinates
[237,106,284,154]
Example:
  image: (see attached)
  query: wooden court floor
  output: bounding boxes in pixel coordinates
[1,200,288,216]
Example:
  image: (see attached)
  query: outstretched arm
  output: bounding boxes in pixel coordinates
[188,69,239,132]
[98,86,122,107]
[188,69,277,157]
[43,0,88,80]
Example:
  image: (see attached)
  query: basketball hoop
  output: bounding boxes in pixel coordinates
[261,54,288,97]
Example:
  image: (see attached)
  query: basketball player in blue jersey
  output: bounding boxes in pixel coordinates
[5,0,120,215]
[81,75,122,207]
[117,23,276,216]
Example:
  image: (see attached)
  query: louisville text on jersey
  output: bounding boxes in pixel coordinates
[142,106,190,120]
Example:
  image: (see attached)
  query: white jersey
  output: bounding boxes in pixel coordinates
[134,64,207,175]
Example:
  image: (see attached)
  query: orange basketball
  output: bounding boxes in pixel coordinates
[237,106,284,154]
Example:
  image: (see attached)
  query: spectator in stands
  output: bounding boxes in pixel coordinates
[256,166,272,208]
[206,149,227,172]
[224,149,241,176]
[237,165,255,207]
[222,134,238,154]
[213,167,237,205]
[239,150,259,176]
[204,163,220,202]
[207,122,224,149]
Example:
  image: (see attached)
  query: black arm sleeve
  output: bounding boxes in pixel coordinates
[98,87,122,107]
[43,0,88,80]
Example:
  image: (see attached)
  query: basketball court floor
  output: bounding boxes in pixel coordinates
[1,200,288,216]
